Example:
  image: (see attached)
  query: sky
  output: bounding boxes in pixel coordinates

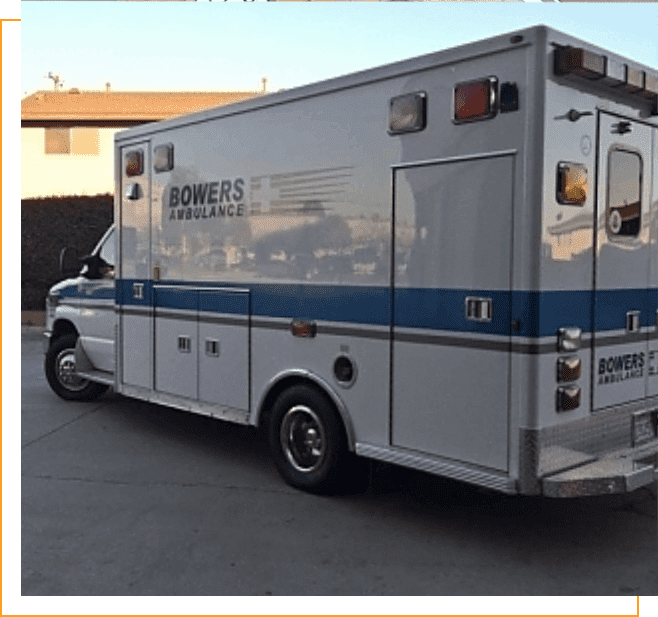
[21,2,658,98]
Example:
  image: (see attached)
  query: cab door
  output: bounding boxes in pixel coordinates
[593,113,654,409]
[77,226,116,372]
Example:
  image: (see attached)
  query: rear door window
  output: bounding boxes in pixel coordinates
[606,148,642,237]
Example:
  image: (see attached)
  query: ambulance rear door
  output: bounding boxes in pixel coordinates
[593,112,655,409]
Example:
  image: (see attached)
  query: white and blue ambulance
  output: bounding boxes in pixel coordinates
[45,26,658,497]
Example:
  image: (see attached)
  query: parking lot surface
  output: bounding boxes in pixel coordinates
[21,328,657,596]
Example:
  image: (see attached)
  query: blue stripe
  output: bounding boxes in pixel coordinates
[116,279,658,338]
[514,290,593,338]
[57,285,115,300]
[594,288,657,332]
[251,284,390,326]
[199,289,249,315]
[154,287,198,311]
[395,288,511,335]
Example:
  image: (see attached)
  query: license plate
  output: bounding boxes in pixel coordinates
[632,410,658,446]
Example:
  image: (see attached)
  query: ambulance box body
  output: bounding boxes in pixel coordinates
[45,26,658,497]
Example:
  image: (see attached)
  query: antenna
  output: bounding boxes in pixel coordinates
[44,72,64,91]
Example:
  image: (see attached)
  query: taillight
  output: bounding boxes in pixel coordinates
[557,357,582,383]
[556,329,582,412]
[557,386,581,412]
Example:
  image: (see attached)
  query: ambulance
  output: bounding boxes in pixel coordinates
[44,26,658,497]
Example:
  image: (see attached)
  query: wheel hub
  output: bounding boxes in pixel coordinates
[55,349,88,391]
[281,405,326,473]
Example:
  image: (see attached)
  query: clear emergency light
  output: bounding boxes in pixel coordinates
[388,92,426,134]
[154,144,174,173]
[556,162,587,206]
[453,77,498,123]
[558,327,581,352]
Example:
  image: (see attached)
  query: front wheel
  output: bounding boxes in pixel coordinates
[269,385,350,494]
[44,334,108,401]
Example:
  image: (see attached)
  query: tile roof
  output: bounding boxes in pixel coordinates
[21,90,261,127]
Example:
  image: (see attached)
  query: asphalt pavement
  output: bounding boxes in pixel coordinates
[21,327,657,597]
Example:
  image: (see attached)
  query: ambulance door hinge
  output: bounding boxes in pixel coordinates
[612,121,632,135]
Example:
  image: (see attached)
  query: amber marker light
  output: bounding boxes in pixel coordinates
[557,162,587,206]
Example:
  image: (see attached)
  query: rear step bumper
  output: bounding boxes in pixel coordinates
[542,439,658,497]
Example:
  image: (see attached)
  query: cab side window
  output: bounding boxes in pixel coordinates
[99,229,116,275]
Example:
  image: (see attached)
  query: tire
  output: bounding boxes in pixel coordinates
[44,334,108,401]
[269,384,350,494]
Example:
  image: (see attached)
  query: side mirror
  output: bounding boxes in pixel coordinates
[59,246,81,278]
[80,254,104,280]
[79,254,114,280]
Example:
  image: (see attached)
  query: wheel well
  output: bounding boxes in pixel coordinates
[49,320,78,347]
[256,375,355,451]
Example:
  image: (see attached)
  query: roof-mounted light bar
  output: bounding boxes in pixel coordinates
[554,46,658,114]
[554,47,606,80]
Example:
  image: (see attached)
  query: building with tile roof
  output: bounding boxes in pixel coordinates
[22,89,260,198]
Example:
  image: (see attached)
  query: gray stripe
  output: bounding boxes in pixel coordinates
[118,307,153,317]
[251,319,289,332]
[320,324,389,340]
[511,341,556,355]
[200,315,248,327]
[251,318,389,341]
[117,306,658,353]
[395,331,510,352]
[594,331,657,347]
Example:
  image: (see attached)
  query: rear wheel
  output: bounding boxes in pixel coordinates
[269,384,350,493]
[44,334,108,401]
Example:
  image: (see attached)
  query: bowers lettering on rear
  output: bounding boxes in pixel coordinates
[598,352,645,385]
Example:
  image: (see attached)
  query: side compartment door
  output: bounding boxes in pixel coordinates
[152,286,251,411]
[198,288,250,411]
[119,142,152,389]
[593,113,654,410]
[391,154,514,472]
[154,285,198,400]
